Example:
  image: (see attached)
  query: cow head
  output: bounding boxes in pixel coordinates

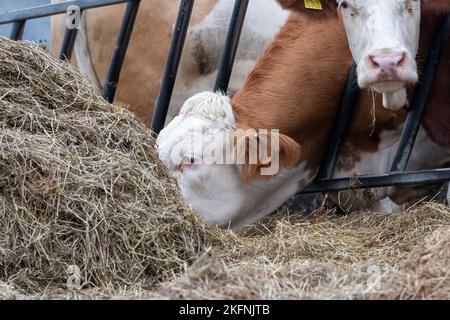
[338,0,421,110]
[277,0,424,110]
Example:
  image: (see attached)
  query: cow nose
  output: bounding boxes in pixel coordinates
[368,52,406,81]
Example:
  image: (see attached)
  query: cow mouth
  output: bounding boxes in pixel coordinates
[370,80,407,94]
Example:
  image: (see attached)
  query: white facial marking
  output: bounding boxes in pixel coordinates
[337,0,421,110]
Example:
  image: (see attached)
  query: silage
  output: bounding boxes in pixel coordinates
[0,36,224,293]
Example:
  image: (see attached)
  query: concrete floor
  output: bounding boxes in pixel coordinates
[0,0,51,49]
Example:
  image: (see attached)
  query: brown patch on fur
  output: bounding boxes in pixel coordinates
[423,0,450,12]
[51,0,219,124]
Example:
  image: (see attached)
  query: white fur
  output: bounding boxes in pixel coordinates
[382,88,408,111]
[338,0,421,109]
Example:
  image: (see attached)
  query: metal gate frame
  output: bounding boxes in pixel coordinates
[1,0,450,195]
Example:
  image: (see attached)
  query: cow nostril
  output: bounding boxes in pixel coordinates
[397,53,406,67]
[368,55,380,69]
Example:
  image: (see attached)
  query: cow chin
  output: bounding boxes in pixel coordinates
[369,82,409,111]
[359,73,418,111]
[371,81,405,94]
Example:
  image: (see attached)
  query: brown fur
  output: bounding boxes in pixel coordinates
[235,129,302,184]
[423,0,450,11]
[232,9,450,183]
[276,0,336,15]
[421,15,450,147]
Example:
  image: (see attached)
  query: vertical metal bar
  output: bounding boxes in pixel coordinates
[315,64,359,180]
[59,27,78,61]
[102,0,141,103]
[390,14,450,173]
[213,0,249,93]
[10,20,25,40]
[151,0,195,133]
[59,10,82,61]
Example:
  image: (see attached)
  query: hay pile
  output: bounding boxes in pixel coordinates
[0,36,223,294]
[150,204,450,300]
[16,204,449,300]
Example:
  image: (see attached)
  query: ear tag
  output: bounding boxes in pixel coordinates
[304,0,323,10]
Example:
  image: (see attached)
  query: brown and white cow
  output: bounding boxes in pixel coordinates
[157,3,450,230]
[51,0,289,124]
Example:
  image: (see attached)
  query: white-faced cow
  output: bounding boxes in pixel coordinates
[157,1,450,230]
[277,0,450,111]
[51,0,288,124]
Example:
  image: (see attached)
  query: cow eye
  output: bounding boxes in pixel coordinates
[338,1,357,16]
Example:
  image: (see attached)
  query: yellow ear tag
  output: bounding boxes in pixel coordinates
[304,0,323,10]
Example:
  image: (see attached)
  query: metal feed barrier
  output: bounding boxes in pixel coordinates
[1,0,450,195]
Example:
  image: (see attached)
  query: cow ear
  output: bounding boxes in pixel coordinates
[236,131,302,185]
[276,0,337,14]
[422,0,450,12]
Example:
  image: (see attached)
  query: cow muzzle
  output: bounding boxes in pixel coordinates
[359,48,418,110]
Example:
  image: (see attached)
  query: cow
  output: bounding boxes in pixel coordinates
[276,0,450,205]
[50,0,289,124]
[157,4,450,230]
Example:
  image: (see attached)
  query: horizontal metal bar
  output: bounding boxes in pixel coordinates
[0,0,129,25]
[316,64,359,180]
[151,0,195,133]
[299,169,450,194]
[214,0,249,93]
[9,20,25,40]
[102,0,141,103]
[390,13,450,172]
